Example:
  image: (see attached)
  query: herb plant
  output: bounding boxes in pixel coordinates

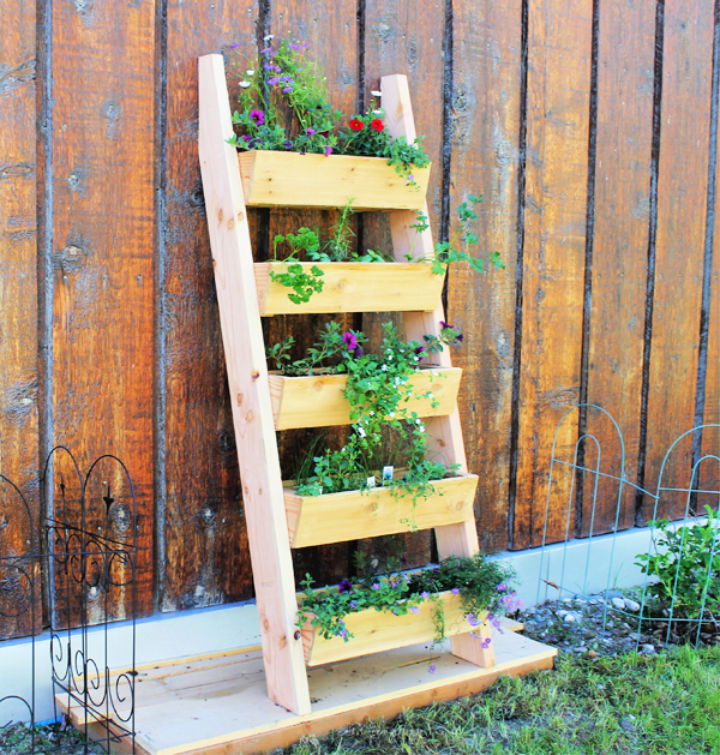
[635,506,720,620]
[296,553,518,644]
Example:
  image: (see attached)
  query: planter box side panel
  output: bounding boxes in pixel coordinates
[238,151,430,210]
[286,475,479,548]
[302,592,487,666]
[254,262,444,315]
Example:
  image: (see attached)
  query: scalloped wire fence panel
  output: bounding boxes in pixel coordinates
[535,404,720,650]
[0,448,139,754]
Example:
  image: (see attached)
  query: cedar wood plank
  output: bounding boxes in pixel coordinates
[583,0,655,535]
[448,0,522,552]
[0,0,39,637]
[644,0,714,521]
[513,0,593,548]
[50,0,155,617]
[160,0,258,611]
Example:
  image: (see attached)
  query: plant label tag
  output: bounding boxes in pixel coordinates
[366,475,376,488]
[382,466,394,484]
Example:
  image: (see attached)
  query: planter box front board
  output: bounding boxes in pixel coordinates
[238,150,431,210]
[254,261,444,315]
[285,474,479,548]
[270,367,463,430]
[301,590,488,667]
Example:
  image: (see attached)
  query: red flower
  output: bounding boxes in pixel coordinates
[349,118,364,131]
[370,118,384,131]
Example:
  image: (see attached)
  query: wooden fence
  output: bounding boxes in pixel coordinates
[1,0,718,629]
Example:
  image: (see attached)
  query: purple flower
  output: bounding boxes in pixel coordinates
[414,345,426,357]
[372,582,381,590]
[451,587,460,595]
[241,134,252,143]
[456,333,464,342]
[349,601,358,609]
[228,42,240,49]
[428,664,437,674]
[496,582,508,592]
[420,591,429,600]
[440,320,451,330]
[263,63,274,71]
[249,109,265,126]
[480,637,492,649]
[283,140,293,150]
[409,606,420,614]
[306,127,316,135]
[283,87,294,93]
[338,579,353,593]
[267,77,280,86]
[260,47,275,55]
[407,173,415,182]
[289,42,309,50]
[342,331,359,352]
[466,613,479,627]
[324,145,333,156]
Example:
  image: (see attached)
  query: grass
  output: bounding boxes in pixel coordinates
[282,645,720,754]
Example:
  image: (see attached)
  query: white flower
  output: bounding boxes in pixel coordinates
[263,34,274,41]
[246,69,255,75]
[373,109,383,115]
[371,89,382,97]
[381,365,388,371]
[239,81,251,88]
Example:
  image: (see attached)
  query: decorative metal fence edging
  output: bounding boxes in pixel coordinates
[0,447,138,754]
[537,404,720,650]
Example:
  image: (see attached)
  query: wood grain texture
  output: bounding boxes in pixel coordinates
[512,0,593,549]
[0,0,38,637]
[50,0,155,617]
[644,0,714,521]
[447,0,522,553]
[361,0,446,568]
[582,0,655,535]
[160,0,258,612]
[267,0,360,589]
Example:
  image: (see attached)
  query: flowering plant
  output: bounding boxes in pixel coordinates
[226,37,429,183]
[269,320,464,503]
[297,553,519,645]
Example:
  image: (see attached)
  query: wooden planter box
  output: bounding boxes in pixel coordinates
[254,261,444,315]
[284,474,478,548]
[238,150,430,210]
[269,367,462,430]
[301,590,488,667]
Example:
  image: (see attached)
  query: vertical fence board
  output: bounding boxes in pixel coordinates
[359,0,445,567]
[447,0,522,553]
[512,0,592,549]
[0,0,38,634]
[50,0,156,617]
[644,0,714,521]
[266,0,360,586]
[583,0,655,534]
[161,1,258,611]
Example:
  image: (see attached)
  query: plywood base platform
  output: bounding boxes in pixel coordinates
[60,623,556,754]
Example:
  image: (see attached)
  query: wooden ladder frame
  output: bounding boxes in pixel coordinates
[198,53,493,716]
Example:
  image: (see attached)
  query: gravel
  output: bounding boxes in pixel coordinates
[517,588,720,657]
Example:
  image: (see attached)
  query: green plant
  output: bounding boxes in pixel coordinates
[226,37,430,178]
[269,226,324,303]
[274,321,464,501]
[296,553,517,644]
[410,195,505,275]
[635,506,720,619]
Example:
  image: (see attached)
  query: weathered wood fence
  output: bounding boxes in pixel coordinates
[1,0,718,630]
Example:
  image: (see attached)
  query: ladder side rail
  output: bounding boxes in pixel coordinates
[198,53,311,714]
[381,74,492,667]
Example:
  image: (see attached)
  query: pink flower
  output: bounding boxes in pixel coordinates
[249,109,264,125]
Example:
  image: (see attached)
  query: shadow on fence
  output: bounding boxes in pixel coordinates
[0,447,138,754]
[537,404,720,649]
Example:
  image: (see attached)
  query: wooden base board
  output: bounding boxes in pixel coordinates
[61,622,555,755]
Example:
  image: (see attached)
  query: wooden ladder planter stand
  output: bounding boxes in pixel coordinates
[56,55,556,755]
[196,52,556,717]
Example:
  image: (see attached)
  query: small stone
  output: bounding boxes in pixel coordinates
[641,644,656,654]
[606,620,615,629]
[620,715,636,732]
[611,597,625,611]
[563,613,577,624]
[556,609,568,619]
[624,599,641,612]
[587,649,599,658]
